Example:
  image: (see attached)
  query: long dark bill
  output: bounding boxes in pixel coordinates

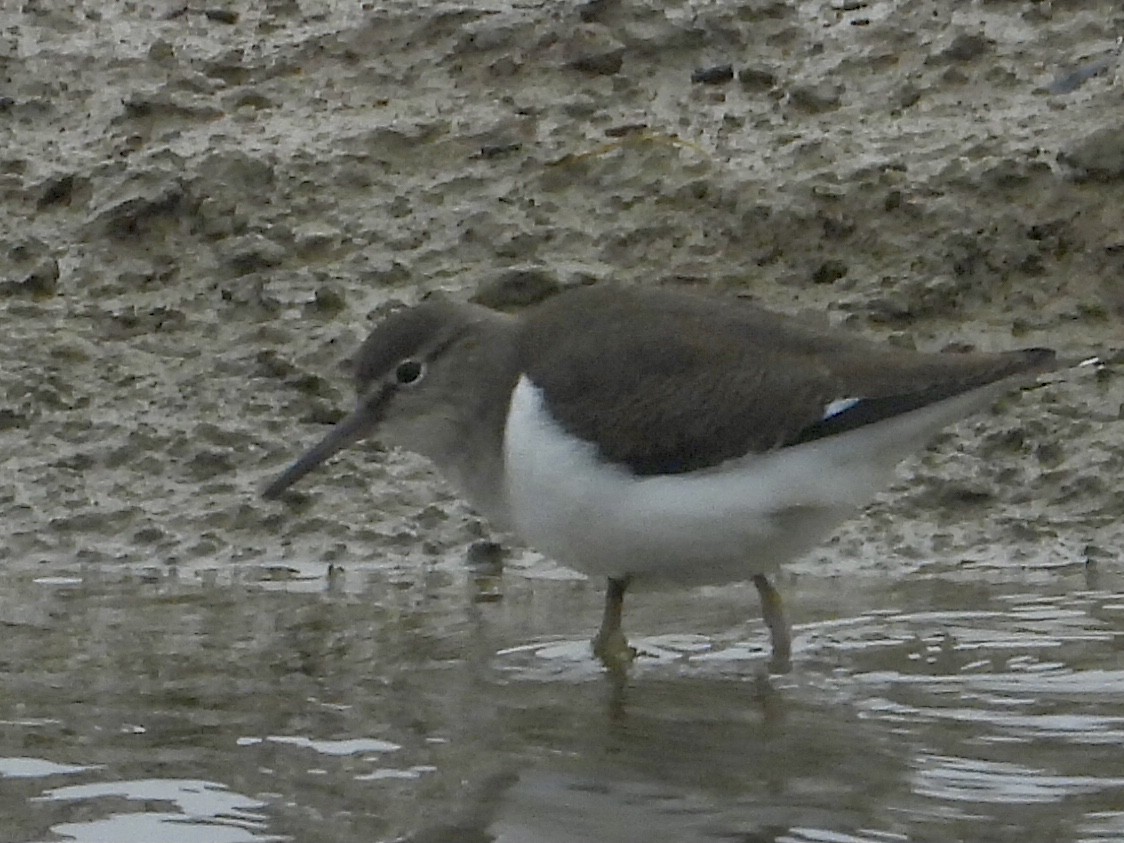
[261,404,380,500]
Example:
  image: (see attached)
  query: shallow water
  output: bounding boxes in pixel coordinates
[3,553,1122,843]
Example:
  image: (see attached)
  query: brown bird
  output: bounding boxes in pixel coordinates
[263,284,1056,671]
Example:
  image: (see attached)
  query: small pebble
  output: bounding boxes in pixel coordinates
[204,9,239,24]
[691,64,734,85]
[738,67,776,90]
[476,143,521,159]
[939,33,993,62]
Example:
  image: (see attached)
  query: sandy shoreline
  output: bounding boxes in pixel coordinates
[2,0,1120,576]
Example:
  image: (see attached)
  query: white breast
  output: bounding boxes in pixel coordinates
[503,379,849,585]
[501,375,1012,587]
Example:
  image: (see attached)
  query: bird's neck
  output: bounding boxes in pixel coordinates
[432,313,523,530]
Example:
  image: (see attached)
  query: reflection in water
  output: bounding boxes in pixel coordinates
[236,735,401,754]
[0,757,96,779]
[912,755,1124,804]
[483,768,888,843]
[0,561,1122,842]
[32,779,282,843]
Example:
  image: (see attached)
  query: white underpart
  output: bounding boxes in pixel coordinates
[502,375,1019,587]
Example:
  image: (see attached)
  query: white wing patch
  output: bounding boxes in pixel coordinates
[822,397,862,420]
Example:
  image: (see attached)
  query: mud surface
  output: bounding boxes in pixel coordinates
[2,1,1124,841]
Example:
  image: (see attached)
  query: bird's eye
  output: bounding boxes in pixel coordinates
[394,359,425,386]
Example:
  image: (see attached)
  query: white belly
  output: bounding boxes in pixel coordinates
[500,378,912,587]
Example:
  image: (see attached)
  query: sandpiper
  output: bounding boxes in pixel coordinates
[263,284,1055,670]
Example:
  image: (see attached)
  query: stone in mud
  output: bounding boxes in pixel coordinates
[36,173,84,209]
[472,266,561,310]
[935,32,994,63]
[3,256,59,297]
[89,177,187,239]
[894,83,922,110]
[737,66,777,91]
[787,82,843,113]
[812,259,848,285]
[559,24,625,76]
[224,234,288,276]
[1057,124,1124,182]
[691,65,734,85]
[306,285,347,316]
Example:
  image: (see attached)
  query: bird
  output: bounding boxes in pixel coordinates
[262,283,1056,671]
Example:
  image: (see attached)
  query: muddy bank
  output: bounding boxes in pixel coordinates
[0,0,1120,584]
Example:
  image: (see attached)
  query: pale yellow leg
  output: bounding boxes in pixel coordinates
[591,576,635,669]
[753,574,792,673]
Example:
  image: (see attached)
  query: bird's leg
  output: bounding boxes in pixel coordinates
[592,576,635,669]
[753,574,792,674]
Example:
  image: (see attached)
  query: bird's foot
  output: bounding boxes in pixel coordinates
[764,650,792,675]
[591,629,636,671]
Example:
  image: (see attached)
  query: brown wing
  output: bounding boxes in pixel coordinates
[518,285,1053,476]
